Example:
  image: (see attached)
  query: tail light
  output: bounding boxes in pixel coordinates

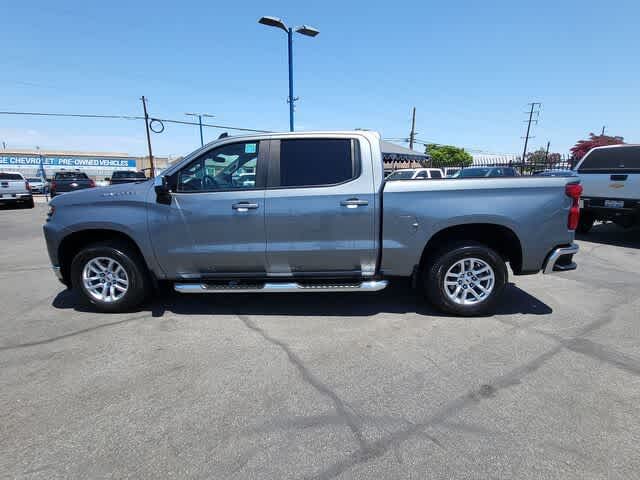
[565,183,583,230]
[25,181,31,191]
[50,180,57,191]
[89,179,96,187]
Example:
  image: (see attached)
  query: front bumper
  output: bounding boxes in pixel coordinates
[543,243,579,274]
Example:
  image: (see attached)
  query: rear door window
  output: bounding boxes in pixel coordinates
[430,170,442,179]
[276,139,357,187]
[578,146,640,172]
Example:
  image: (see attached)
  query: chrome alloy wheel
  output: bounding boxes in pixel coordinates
[82,257,129,303]
[444,257,495,305]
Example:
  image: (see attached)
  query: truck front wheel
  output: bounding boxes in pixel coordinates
[423,242,507,317]
[70,241,150,313]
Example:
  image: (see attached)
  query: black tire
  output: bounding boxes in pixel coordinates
[70,241,150,313]
[24,198,34,209]
[422,241,508,317]
[576,211,594,234]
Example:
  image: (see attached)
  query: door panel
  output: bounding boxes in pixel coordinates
[264,137,376,276]
[150,139,267,278]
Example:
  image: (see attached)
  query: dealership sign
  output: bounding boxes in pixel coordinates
[0,155,137,170]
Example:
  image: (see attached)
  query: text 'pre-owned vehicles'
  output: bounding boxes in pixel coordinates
[574,144,640,233]
[49,171,95,198]
[0,172,34,208]
[44,131,581,316]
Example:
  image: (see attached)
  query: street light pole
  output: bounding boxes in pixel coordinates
[287,27,294,132]
[185,113,215,147]
[259,16,319,132]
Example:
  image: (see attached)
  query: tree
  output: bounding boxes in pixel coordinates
[526,147,561,164]
[570,133,624,161]
[425,144,473,167]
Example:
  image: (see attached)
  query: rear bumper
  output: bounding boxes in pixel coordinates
[543,243,579,274]
[0,193,33,202]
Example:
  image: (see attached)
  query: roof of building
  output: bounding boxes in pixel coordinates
[0,149,132,158]
[380,141,429,169]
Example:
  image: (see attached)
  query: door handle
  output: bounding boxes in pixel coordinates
[340,198,369,208]
[232,202,259,212]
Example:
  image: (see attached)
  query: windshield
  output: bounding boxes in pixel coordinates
[0,173,23,180]
[27,177,42,183]
[578,146,640,172]
[387,170,415,180]
[113,171,146,178]
[54,172,89,180]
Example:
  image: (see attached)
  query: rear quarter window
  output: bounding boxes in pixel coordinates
[578,146,640,172]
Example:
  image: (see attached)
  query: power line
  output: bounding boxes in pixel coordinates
[0,110,271,133]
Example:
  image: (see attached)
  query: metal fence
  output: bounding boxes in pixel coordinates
[426,154,576,175]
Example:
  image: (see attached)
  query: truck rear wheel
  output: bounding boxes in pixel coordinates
[70,241,150,313]
[576,211,594,234]
[423,241,507,317]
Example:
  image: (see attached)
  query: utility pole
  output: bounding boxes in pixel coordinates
[141,96,155,178]
[521,102,541,174]
[409,107,417,150]
[601,125,606,136]
[544,141,550,162]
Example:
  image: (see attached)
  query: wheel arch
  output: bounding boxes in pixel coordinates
[418,223,523,274]
[58,229,149,286]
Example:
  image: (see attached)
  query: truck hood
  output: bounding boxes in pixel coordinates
[49,179,154,207]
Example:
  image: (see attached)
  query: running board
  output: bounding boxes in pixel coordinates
[174,280,388,294]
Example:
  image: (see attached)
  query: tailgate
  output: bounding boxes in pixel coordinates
[579,172,640,200]
[0,180,27,195]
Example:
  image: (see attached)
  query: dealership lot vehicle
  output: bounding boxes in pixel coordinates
[44,131,581,316]
[0,171,34,208]
[575,144,640,233]
[454,166,520,178]
[26,176,47,194]
[49,171,95,197]
[108,170,148,185]
[3,205,640,479]
[386,167,444,180]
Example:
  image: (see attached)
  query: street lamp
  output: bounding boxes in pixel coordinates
[258,16,319,132]
[185,112,215,147]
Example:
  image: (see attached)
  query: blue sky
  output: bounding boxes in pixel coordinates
[1,0,638,157]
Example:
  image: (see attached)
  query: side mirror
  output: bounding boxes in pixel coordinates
[154,176,172,205]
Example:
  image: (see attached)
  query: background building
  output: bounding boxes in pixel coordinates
[0,149,173,180]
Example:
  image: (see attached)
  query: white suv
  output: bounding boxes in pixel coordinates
[386,168,445,180]
[575,144,640,232]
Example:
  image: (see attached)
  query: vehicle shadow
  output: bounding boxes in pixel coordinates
[52,280,552,318]
[576,222,640,249]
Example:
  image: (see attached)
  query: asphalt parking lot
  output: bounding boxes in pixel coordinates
[1,203,639,479]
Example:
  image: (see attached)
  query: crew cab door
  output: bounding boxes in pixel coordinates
[264,137,376,277]
[150,140,268,278]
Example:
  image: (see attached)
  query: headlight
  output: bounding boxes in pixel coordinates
[46,205,55,222]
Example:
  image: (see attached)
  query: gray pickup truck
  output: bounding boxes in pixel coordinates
[44,131,581,316]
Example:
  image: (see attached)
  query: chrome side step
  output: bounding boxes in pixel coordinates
[174,280,388,294]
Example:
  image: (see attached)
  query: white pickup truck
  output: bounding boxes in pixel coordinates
[0,172,34,208]
[575,145,640,233]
